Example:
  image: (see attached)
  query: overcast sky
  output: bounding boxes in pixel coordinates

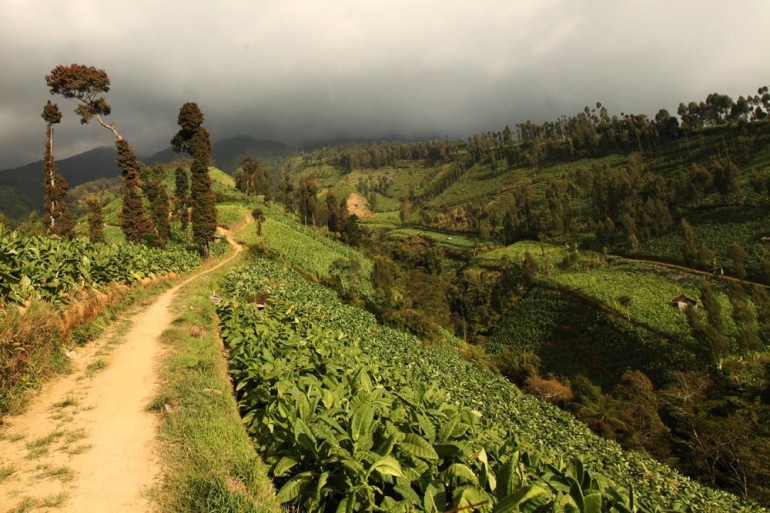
[0,0,768,169]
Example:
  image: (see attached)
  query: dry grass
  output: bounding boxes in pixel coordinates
[1,278,175,418]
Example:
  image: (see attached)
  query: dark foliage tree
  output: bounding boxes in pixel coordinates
[298,176,318,225]
[141,164,171,246]
[46,64,153,243]
[612,370,670,456]
[371,255,399,310]
[727,243,748,281]
[40,101,74,238]
[117,140,155,243]
[727,283,761,352]
[86,197,105,243]
[679,218,698,267]
[522,250,539,286]
[750,285,770,347]
[251,207,265,237]
[326,191,341,233]
[236,156,271,199]
[174,166,190,235]
[712,158,741,201]
[171,102,217,257]
[688,281,730,370]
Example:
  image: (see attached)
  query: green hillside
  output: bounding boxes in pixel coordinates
[215,235,765,511]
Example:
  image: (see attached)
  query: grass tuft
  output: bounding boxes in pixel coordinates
[9,497,37,513]
[84,359,107,378]
[34,464,74,482]
[0,464,15,482]
[40,492,68,507]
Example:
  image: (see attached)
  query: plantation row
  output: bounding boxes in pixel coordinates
[486,282,700,388]
[474,244,740,351]
[638,205,770,278]
[554,263,739,344]
[0,229,201,305]
[217,259,762,512]
[237,204,374,295]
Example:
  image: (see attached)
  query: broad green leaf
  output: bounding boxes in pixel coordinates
[394,477,421,504]
[438,414,461,443]
[584,492,602,513]
[417,413,436,442]
[350,405,375,442]
[398,433,439,460]
[370,455,404,478]
[442,463,479,487]
[496,456,524,498]
[424,480,447,513]
[276,471,314,503]
[493,485,548,513]
[452,486,490,512]
[272,456,299,477]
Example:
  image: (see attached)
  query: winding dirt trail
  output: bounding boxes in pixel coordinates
[0,234,243,512]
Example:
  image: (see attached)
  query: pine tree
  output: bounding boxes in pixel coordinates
[40,101,74,238]
[751,285,770,347]
[522,250,539,286]
[251,207,265,237]
[46,64,153,243]
[727,242,748,280]
[680,218,697,266]
[688,281,730,370]
[86,198,105,243]
[117,139,154,243]
[298,176,318,225]
[142,164,171,246]
[326,191,340,233]
[728,283,761,352]
[171,102,217,257]
[174,166,190,236]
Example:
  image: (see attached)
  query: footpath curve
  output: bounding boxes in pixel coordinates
[0,232,244,512]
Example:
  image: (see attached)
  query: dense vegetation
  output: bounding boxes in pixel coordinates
[218,85,770,506]
[216,258,764,512]
[2,64,770,510]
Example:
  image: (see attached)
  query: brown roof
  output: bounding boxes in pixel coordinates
[671,295,697,305]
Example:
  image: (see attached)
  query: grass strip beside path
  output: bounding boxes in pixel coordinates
[151,244,279,513]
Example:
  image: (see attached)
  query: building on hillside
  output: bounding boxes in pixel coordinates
[670,294,698,310]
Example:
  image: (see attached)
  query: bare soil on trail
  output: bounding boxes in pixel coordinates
[0,235,242,512]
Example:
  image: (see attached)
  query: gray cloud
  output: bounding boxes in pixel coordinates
[1,0,768,168]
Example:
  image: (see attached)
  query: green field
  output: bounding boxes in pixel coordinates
[487,281,700,388]
[216,258,763,512]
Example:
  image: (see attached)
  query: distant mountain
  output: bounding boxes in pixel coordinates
[0,135,293,219]
[299,133,438,151]
[146,134,290,173]
[0,146,120,219]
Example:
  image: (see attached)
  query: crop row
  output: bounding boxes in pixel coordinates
[0,229,201,305]
[639,205,770,280]
[486,282,700,388]
[215,203,247,228]
[553,262,739,345]
[238,205,373,295]
[217,259,762,512]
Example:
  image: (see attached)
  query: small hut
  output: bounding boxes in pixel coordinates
[671,294,698,310]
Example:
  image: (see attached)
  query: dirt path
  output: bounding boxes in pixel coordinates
[0,234,243,512]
